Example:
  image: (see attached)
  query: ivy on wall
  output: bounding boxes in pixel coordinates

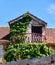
[9,14,32,43]
[4,14,54,62]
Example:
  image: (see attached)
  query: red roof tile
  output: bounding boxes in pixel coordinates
[0,27,10,39]
[45,28,55,44]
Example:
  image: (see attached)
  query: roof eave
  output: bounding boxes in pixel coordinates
[8,12,47,26]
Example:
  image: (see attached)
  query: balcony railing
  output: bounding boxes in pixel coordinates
[25,33,45,42]
[11,33,46,43]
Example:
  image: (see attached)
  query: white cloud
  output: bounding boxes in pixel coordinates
[47,4,55,15]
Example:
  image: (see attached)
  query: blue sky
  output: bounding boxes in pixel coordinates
[0,0,55,28]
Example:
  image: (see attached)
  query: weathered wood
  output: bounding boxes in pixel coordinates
[25,33,45,42]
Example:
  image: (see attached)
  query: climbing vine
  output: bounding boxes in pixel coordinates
[9,14,32,43]
[4,14,54,62]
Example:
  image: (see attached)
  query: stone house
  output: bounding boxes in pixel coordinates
[0,12,55,58]
[9,12,47,43]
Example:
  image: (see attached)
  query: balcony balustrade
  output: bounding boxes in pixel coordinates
[25,33,45,42]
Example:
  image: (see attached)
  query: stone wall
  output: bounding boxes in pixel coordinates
[1,54,55,65]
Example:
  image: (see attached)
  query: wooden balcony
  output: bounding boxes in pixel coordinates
[25,33,45,42]
[11,33,46,43]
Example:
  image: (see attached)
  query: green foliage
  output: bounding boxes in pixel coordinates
[4,14,54,62]
[4,43,54,62]
[9,14,32,43]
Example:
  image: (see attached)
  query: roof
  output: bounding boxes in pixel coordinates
[0,40,10,44]
[45,28,55,44]
[0,26,55,46]
[0,27,10,40]
[8,12,47,26]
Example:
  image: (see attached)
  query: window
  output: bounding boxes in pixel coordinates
[32,26,42,34]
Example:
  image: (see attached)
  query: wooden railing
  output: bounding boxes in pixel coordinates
[11,33,46,43]
[25,33,45,42]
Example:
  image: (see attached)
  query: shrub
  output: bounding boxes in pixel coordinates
[4,43,54,62]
